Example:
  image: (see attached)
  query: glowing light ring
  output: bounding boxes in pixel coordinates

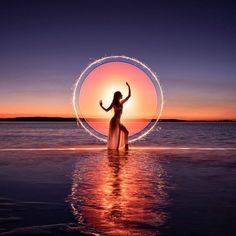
[72,55,164,143]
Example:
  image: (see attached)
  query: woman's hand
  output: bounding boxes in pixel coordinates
[121,82,131,105]
[100,100,113,112]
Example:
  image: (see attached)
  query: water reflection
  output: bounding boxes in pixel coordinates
[68,150,169,235]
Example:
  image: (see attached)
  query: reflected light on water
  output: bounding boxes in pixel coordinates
[68,150,169,235]
[1,145,235,152]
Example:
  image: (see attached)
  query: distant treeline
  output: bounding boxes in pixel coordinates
[0,117,235,122]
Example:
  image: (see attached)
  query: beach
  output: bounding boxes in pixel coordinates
[0,122,235,235]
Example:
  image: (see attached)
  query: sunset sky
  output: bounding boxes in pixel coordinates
[0,0,235,120]
[77,61,158,136]
[78,62,157,119]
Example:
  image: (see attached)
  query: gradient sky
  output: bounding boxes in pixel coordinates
[0,0,235,120]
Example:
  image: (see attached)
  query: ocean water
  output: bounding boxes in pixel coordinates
[0,122,235,148]
[0,122,235,235]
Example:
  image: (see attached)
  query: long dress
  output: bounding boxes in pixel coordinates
[107,104,127,150]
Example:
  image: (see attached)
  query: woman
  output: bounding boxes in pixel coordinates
[99,82,131,150]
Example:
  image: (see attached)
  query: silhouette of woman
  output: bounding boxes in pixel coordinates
[100,82,131,150]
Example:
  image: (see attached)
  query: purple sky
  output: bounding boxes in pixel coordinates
[0,0,235,119]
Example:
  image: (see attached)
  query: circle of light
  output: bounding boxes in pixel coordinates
[72,55,164,143]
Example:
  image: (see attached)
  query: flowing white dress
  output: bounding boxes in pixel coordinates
[107,104,127,150]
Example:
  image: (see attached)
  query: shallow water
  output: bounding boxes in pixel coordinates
[0,122,235,235]
[69,150,169,235]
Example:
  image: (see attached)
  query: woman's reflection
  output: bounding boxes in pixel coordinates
[68,150,169,235]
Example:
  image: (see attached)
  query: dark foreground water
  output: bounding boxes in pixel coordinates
[0,122,235,235]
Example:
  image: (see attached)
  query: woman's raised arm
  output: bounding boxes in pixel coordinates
[121,82,131,104]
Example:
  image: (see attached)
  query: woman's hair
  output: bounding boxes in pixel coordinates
[112,91,122,106]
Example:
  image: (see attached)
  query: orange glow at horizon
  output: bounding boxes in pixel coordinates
[0,104,235,121]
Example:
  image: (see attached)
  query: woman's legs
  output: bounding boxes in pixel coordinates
[108,117,119,150]
[120,124,129,149]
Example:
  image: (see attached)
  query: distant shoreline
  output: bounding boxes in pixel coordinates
[0,117,235,122]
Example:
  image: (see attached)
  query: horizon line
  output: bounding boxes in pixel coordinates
[0,116,235,122]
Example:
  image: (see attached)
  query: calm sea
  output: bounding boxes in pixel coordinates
[0,122,235,148]
[0,122,235,235]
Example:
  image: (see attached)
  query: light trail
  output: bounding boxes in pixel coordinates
[0,146,236,152]
[72,55,164,143]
